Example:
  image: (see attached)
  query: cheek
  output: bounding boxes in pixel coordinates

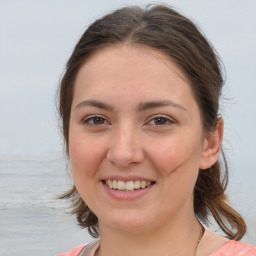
[148,134,203,176]
[68,131,106,179]
[68,133,108,206]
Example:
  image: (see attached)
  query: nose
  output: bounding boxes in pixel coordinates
[106,124,144,167]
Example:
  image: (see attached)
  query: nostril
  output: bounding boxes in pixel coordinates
[106,146,144,167]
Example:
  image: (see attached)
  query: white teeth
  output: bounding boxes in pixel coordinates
[105,180,153,191]
[112,180,117,189]
[107,180,113,188]
[134,180,141,189]
[141,181,146,188]
[117,180,126,190]
[125,181,135,191]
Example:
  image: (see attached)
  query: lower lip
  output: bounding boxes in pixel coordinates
[102,182,154,200]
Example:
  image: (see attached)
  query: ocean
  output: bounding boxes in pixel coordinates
[0,154,95,256]
[0,154,255,255]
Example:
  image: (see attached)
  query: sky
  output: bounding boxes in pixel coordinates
[0,0,256,187]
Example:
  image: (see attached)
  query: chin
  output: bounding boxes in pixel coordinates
[99,209,156,234]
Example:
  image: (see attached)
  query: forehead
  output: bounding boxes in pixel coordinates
[81,44,189,79]
[72,44,197,109]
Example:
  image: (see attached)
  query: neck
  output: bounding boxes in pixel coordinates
[96,211,202,256]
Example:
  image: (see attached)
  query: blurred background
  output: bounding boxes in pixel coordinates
[0,0,255,255]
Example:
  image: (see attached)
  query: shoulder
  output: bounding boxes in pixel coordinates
[211,240,256,256]
[57,240,100,256]
[56,245,87,256]
[198,228,256,256]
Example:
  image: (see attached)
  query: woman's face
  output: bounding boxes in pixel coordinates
[69,44,212,234]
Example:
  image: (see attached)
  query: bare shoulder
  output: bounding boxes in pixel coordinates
[197,227,229,256]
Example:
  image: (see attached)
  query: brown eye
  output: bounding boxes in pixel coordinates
[154,117,168,125]
[147,115,174,127]
[92,117,105,125]
[83,115,109,126]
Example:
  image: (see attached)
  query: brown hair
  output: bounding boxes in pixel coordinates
[58,4,246,239]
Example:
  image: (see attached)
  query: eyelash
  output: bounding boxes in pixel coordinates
[82,115,110,126]
[82,114,175,127]
[146,115,175,127]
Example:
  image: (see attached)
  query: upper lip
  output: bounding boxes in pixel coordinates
[101,175,156,182]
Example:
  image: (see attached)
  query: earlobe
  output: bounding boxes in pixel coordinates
[199,118,224,170]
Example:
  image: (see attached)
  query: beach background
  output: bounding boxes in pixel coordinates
[0,0,256,255]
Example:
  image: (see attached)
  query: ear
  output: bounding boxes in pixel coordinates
[199,118,224,170]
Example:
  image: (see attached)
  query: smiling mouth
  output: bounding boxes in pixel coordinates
[103,180,155,191]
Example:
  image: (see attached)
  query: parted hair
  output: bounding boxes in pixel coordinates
[58,4,246,239]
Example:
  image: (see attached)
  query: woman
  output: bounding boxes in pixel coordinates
[57,4,256,256]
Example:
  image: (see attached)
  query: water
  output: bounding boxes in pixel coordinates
[0,154,255,256]
[0,154,95,256]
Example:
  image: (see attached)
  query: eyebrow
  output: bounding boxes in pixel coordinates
[137,100,187,112]
[74,99,187,112]
[74,99,114,111]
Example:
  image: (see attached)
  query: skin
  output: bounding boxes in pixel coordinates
[68,44,225,256]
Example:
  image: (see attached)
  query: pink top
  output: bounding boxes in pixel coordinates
[58,240,256,256]
[57,245,86,256]
[209,240,256,256]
